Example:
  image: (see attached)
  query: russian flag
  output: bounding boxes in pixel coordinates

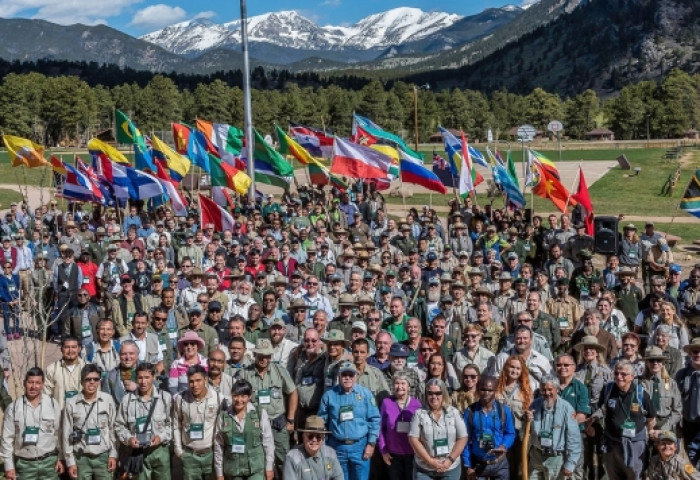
[330,137,391,180]
[400,153,447,194]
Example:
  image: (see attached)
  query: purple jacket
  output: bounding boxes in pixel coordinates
[378,395,422,455]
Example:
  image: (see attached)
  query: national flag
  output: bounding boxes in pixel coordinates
[493,163,526,209]
[353,114,423,162]
[3,134,48,168]
[125,168,167,200]
[290,124,334,158]
[172,123,191,154]
[370,144,400,179]
[150,134,191,183]
[468,145,488,169]
[199,194,235,232]
[155,162,187,216]
[187,130,211,173]
[529,149,560,179]
[331,137,392,179]
[531,162,577,213]
[75,156,104,202]
[680,170,700,219]
[485,146,500,166]
[458,132,474,198]
[400,154,447,194]
[196,119,244,159]
[88,138,130,165]
[253,129,294,176]
[114,110,154,171]
[100,160,135,200]
[276,125,317,166]
[572,167,594,234]
[493,148,505,166]
[439,127,462,176]
[253,159,292,190]
[209,153,252,195]
[351,125,378,147]
[307,162,348,191]
[50,156,67,176]
[507,150,520,189]
[431,152,456,188]
[61,163,99,203]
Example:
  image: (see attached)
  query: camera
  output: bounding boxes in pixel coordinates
[69,429,83,444]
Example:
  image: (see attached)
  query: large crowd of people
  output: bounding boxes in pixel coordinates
[0,182,698,480]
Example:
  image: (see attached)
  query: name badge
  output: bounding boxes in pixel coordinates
[434,437,449,456]
[82,278,90,284]
[630,403,640,413]
[539,432,553,448]
[339,405,354,422]
[63,282,69,290]
[301,376,314,386]
[396,421,410,433]
[621,420,636,438]
[558,317,569,329]
[607,399,616,409]
[65,390,78,400]
[86,428,101,445]
[81,325,91,338]
[168,329,178,340]
[22,426,39,445]
[407,362,418,369]
[189,423,204,440]
[232,435,246,454]
[8,285,15,293]
[258,389,271,405]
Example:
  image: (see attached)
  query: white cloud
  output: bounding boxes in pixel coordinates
[0,0,142,25]
[130,3,186,28]
[193,10,216,20]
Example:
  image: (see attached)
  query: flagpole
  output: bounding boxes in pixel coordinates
[563,163,581,212]
[240,0,256,204]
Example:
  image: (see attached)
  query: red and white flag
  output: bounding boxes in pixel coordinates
[330,137,391,179]
[572,167,594,235]
[199,194,234,232]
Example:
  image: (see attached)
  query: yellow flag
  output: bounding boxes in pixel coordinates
[88,138,130,164]
[3,134,48,168]
[150,134,191,181]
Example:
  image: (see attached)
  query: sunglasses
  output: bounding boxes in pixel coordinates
[84,377,101,382]
[183,342,198,347]
[427,391,443,396]
[153,317,167,321]
[556,363,574,367]
[464,375,478,380]
[306,433,324,440]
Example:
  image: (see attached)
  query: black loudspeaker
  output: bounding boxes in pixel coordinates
[594,216,619,255]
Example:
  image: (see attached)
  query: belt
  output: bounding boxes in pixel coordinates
[534,446,564,456]
[184,446,213,456]
[78,450,108,459]
[17,450,59,462]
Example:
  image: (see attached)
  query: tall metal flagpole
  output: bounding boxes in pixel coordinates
[241,0,255,204]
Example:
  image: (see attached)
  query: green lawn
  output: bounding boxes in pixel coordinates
[0,188,25,206]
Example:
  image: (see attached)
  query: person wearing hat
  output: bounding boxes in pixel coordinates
[383,341,421,397]
[51,246,84,340]
[178,231,203,268]
[546,277,585,344]
[640,345,682,435]
[640,221,662,291]
[494,272,515,315]
[475,224,511,260]
[611,267,644,327]
[237,338,298,479]
[617,223,643,272]
[179,267,207,312]
[59,221,83,259]
[572,333,613,479]
[349,212,370,244]
[467,287,503,326]
[302,275,334,322]
[393,224,417,257]
[171,364,221,480]
[284,298,311,344]
[449,222,473,259]
[168,329,208,395]
[566,222,594,268]
[96,243,129,299]
[544,243,574,282]
[329,293,361,340]
[284,415,344,480]
[180,300,219,357]
[647,429,700,479]
[318,360,381,480]
[287,327,327,430]
[675,338,700,466]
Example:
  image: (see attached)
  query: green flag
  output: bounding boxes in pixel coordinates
[507,150,520,189]
[114,109,154,170]
[253,129,293,176]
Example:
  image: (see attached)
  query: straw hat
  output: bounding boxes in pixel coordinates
[574,335,606,353]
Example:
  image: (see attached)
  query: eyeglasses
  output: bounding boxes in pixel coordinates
[426,391,443,396]
[464,375,478,379]
[307,282,318,286]
[622,343,638,348]
[464,334,480,339]
[614,372,630,377]
[84,377,101,382]
[556,363,574,368]
[77,293,89,297]
[368,318,380,322]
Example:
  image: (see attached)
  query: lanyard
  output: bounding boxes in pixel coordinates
[186,395,209,424]
[22,397,43,429]
[62,363,81,394]
[538,400,555,436]
[617,387,638,421]
[80,398,99,431]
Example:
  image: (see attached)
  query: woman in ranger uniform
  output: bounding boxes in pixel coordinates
[640,346,682,436]
[214,379,275,480]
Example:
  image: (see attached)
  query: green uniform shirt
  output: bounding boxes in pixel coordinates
[238,363,297,418]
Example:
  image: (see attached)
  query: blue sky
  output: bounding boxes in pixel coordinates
[0,0,534,35]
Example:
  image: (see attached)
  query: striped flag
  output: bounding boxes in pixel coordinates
[680,170,700,219]
[331,137,391,179]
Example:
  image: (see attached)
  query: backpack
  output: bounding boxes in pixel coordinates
[85,339,120,363]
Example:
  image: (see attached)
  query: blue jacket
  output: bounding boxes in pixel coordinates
[462,400,516,467]
[0,274,19,303]
[529,396,582,472]
[318,383,380,443]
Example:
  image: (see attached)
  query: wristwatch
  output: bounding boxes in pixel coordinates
[286,418,294,425]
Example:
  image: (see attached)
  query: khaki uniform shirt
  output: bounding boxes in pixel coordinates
[646,454,700,480]
[43,358,87,410]
[453,346,494,378]
[114,389,173,446]
[208,374,234,402]
[575,362,613,415]
[546,295,584,333]
[173,387,223,456]
[503,296,528,328]
[284,444,345,480]
[237,364,297,418]
[61,391,117,467]
[641,374,683,431]
[0,394,61,470]
[479,321,504,354]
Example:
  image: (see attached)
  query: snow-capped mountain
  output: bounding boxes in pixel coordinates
[141,7,464,55]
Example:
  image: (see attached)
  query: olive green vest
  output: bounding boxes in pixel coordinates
[221,409,265,477]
